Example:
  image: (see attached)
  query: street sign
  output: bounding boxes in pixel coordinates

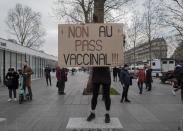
[58,23,124,67]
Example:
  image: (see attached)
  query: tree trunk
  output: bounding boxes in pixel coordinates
[85,0,105,94]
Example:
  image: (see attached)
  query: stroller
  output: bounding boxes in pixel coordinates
[18,70,31,104]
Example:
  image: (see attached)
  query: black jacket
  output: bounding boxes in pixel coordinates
[113,67,118,76]
[92,67,111,85]
[175,67,183,86]
[44,67,51,76]
[5,72,19,89]
[146,69,152,83]
[120,68,131,86]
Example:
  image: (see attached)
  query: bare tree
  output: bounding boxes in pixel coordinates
[159,0,183,40]
[6,3,45,48]
[53,0,133,23]
[159,0,183,60]
[127,13,142,72]
[141,0,160,66]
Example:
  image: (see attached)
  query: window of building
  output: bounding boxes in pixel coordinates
[163,61,167,64]
[169,61,174,64]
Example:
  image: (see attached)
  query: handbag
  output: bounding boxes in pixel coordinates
[56,80,61,88]
[5,79,13,87]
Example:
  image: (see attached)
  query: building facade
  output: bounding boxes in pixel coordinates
[0,38,57,85]
[125,38,168,65]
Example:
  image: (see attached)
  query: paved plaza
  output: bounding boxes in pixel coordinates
[0,72,183,131]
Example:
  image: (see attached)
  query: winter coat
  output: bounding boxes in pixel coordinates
[12,72,19,89]
[44,67,51,77]
[117,68,121,77]
[56,68,67,83]
[120,68,131,86]
[92,67,111,85]
[174,67,183,86]
[113,67,118,76]
[136,69,146,83]
[5,72,19,89]
[146,69,152,84]
[56,68,61,81]
[22,66,33,87]
[56,68,67,88]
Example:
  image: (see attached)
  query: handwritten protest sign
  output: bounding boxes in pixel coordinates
[58,23,124,67]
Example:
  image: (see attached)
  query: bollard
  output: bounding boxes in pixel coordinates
[0,118,7,131]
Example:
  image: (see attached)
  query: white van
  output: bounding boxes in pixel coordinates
[151,59,175,77]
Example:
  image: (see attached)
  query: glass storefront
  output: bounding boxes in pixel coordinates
[0,50,3,85]
[17,54,22,71]
[0,48,57,85]
[5,51,10,75]
[11,52,17,70]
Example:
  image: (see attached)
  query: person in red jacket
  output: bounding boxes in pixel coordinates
[56,67,67,95]
[136,67,146,94]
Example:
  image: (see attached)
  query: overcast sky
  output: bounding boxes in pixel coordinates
[0,0,145,57]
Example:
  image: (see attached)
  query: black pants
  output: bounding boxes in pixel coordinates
[9,88,16,99]
[23,86,32,97]
[147,82,152,91]
[122,85,129,101]
[91,83,111,111]
[113,75,117,82]
[58,82,65,93]
[46,75,51,86]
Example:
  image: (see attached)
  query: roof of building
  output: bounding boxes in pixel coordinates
[0,37,57,61]
[126,38,166,52]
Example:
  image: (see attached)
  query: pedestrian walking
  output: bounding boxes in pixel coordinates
[87,67,111,123]
[136,67,146,94]
[146,66,153,91]
[120,64,131,103]
[44,65,52,86]
[22,61,34,100]
[174,64,183,102]
[172,65,182,96]
[117,67,121,82]
[56,67,67,95]
[5,68,19,102]
[113,67,118,82]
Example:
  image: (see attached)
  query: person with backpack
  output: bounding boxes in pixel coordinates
[5,68,19,102]
[136,67,146,94]
[56,67,67,95]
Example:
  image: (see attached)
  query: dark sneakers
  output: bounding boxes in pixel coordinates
[87,113,95,122]
[87,113,110,123]
[105,114,110,123]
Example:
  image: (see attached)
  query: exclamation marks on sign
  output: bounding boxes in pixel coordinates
[112,53,119,64]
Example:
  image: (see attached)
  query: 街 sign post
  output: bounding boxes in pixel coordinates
[58,23,124,67]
